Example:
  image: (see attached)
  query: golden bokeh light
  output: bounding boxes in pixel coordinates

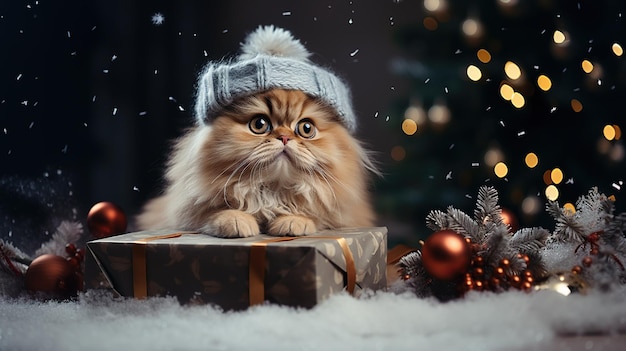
[511,92,525,108]
[524,152,538,168]
[612,43,623,56]
[494,162,508,178]
[477,49,491,63]
[581,60,594,74]
[466,65,482,81]
[545,185,559,201]
[614,125,622,140]
[550,168,564,184]
[391,146,406,161]
[563,203,576,214]
[521,195,541,216]
[424,0,444,12]
[500,83,514,101]
[603,124,616,141]
[571,99,583,112]
[462,18,482,37]
[543,170,553,185]
[553,30,566,44]
[537,75,552,91]
[402,118,418,136]
[428,102,451,125]
[504,61,522,80]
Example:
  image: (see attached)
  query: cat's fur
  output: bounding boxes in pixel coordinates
[136,89,378,237]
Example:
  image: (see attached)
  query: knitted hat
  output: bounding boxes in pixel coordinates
[194,25,357,133]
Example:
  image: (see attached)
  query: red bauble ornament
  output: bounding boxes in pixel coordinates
[500,208,519,233]
[87,201,127,238]
[421,230,471,281]
[24,254,81,300]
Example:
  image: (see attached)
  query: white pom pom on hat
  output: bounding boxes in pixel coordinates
[194,25,357,133]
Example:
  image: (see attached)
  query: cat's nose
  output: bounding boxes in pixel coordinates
[278,135,291,145]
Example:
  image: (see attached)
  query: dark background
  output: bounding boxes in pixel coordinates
[1,0,624,253]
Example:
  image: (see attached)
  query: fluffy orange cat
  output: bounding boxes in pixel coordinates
[137,89,378,237]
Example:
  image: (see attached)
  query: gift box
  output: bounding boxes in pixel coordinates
[85,227,387,310]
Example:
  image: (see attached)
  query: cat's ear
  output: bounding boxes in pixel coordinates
[239,25,311,61]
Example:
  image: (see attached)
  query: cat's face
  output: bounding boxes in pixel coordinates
[203,89,354,184]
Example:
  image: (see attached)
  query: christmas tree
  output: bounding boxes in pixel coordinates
[376,0,625,243]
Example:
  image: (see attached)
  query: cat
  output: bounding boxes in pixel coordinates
[136,88,378,238]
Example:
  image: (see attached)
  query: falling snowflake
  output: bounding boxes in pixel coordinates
[151,13,165,26]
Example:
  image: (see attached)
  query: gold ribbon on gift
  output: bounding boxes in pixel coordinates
[132,232,195,299]
[249,236,356,306]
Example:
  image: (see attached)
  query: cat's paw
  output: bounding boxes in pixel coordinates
[268,215,317,236]
[209,210,260,238]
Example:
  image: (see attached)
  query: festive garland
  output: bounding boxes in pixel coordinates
[395,186,626,300]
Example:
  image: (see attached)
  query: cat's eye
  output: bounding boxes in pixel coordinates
[295,119,316,139]
[248,115,272,134]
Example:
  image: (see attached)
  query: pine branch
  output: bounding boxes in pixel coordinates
[426,209,449,231]
[474,186,502,225]
[446,207,481,240]
[510,227,549,254]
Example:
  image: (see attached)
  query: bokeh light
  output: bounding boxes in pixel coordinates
[424,0,445,12]
[613,125,622,140]
[603,124,616,141]
[510,92,525,108]
[402,118,418,135]
[612,43,623,56]
[581,60,594,74]
[423,17,438,31]
[537,75,552,91]
[563,203,576,214]
[521,195,541,216]
[571,99,583,112]
[524,152,538,168]
[404,105,427,124]
[553,30,566,44]
[462,18,482,37]
[545,185,559,201]
[543,170,553,185]
[550,168,563,184]
[484,148,504,167]
[428,102,451,125]
[500,83,514,100]
[494,162,508,178]
[391,146,406,161]
[466,64,482,81]
[504,61,522,80]
[477,49,491,63]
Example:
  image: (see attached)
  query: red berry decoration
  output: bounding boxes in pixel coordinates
[24,254,81,300]
[87,201,127,239]
[421,230,471,281]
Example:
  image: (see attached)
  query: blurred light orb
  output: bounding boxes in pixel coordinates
[504,61,522,80]
[571,99,583,112]
[543,170,553,185]
[466,65,482,81]
[404,105,427,124]
[494,162,508,178]
[563,203,576,214]
[424,0,445,12]
[477,49,491,63]
[428,102,451,125]
[462,18,483,38]
[581,60,594,74]
[484,148,504,167]
[521,195,541,216]
[511,92,525,108]
[545,185,559,201]
[537,75,552,91]
[423,17,439,31]
[613,125,622,140]
[391,146,406,161]
[612,43,623,56]
[603,125,616,141]
[553,30,566,44]
[550,168,564,184]
[500,83,514,101]
[524,152,539,168]
[402,119,418,135]
[610,144,625,162]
